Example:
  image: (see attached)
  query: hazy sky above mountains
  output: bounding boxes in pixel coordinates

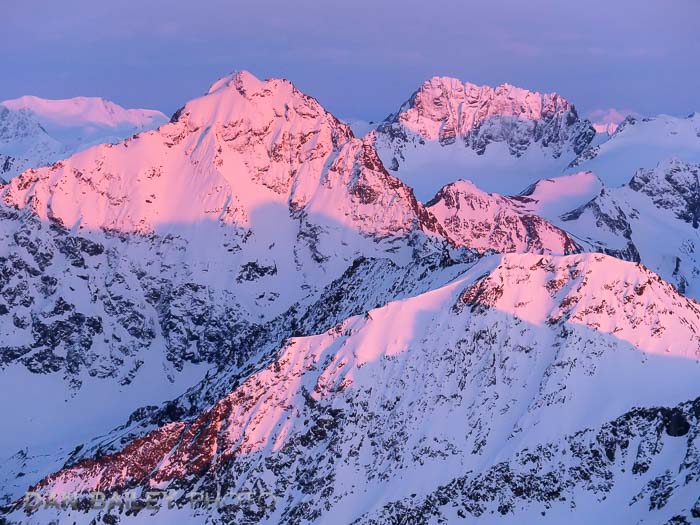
[2,0,698,121]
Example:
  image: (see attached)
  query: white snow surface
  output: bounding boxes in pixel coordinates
[0,96,167,180]
[17,253,700,524]
[1,71,700,525]
[371,76,595,199]
[569,113,700,187]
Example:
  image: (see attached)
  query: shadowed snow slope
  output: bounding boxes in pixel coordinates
[14,253,700,524]
[569,113,700,186]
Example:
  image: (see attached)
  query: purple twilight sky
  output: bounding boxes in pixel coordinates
[2,0,698,122]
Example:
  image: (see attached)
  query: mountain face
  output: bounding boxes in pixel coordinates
[426,180,581,254]
[12,253,700,525]
[0,72,452,320]
[0,71,473,506]
[1,70,700,525]
[2,73,445,242]
[370,77,596,198]
[0,96,167,181]
[568,113,700,187]
[561,158,700,299]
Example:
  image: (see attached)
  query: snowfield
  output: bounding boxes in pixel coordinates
[1,71,699,525]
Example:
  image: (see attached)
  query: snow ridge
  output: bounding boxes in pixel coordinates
[370,76,596,198]
[17,253,700,524]
[426,179,581,254]
[1,70,700,525]
[0,96,167,180]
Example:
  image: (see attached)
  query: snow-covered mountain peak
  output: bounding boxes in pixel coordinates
[568,112,700,186]
[389,76,578,143]
[0,73,469,491]
[19,252,700,524]
[587,108,637,136]
[0,71,450,308]
[426,180,581,254]
[1,95,166,134]
[0,96,167,181]
[4,71,700,525]
[205,69,267,95]
[461,253,700,356]
[175,70,351,139]
[559,157,700,298]
[1,71,365,234]
[517,171,604,218]
[371,76,596,198]
[430,177,482,196]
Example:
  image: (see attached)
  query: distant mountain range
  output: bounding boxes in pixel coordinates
[0,95,167,181]
[1,71,699,525]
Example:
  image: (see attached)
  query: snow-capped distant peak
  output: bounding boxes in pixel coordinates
[3,69,700,525]
[171,70,350,136]
[568,111,700,187]
[1,70,449,249]
[1,95,167,131]
[518,171,604,219]
[587,108,637,135]
[370,75,596,198]
[426,179,581,254]
[388,76,579,143]
[0,95,168,180]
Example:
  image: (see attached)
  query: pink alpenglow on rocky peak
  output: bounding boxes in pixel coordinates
[27,253,700,524]
[1,95,166,131]
[371,76,597,198]
[394,77,577,142]
[2,71,442,242]
[2,60,700,525]
[426,179,581,254]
